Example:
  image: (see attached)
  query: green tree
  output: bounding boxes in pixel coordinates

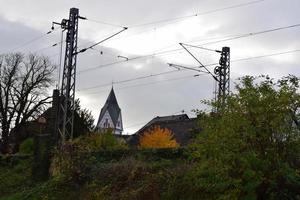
[188,75,300,199]
[73,99,95,138]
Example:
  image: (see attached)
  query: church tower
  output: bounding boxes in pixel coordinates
[96,87,123,134]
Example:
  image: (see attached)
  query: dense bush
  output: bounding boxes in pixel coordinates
[83,157,192,200]
[50,131,128,183]
[0,148,188,199]
[72,130,128,152]
[0,157,33,198]
[184,75,300,199]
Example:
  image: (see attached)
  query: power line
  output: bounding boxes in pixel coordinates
[29,40,65,55]
[77,48,300,91]
[76,48,300,131]
[77,70,183,91]
[81,33,243,66]
[77,0,266,46]
[179,42,218,81]
[168,63,209,73]
[77,49,184,74]
[0,0,266,56]
[77,22,300,74]
[3,48,300,89]
[79,74,204,95]
[45,27,127,60]
[85,18,125,28]
[231,49,300,63]
[174,48,300,69]
[196,23,300,47]
[4,29,57,53]
[76,27,128,55]
[75,33,254,71]
[180,43,221,53]
[90,47,117,58]
[129,0,266,28]
[83,0,266,44]
[152,34,244,53]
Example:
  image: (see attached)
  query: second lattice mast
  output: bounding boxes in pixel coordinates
[214,47,230,108]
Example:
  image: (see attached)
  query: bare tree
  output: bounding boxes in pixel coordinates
[0,53,55,153]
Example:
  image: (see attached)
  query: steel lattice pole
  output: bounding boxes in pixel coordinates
[217,46,230,108]
[59,8,79,142]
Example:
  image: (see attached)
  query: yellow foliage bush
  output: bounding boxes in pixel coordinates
[139,125,179,149]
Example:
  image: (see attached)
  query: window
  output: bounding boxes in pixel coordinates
[104,118,108,128]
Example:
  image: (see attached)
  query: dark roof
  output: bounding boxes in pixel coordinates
[115,134,131,140]
[97,87,121,127]
[140,114,189,132]
[128,114,200,147]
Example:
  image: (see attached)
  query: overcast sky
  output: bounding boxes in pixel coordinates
[0,0,299,134]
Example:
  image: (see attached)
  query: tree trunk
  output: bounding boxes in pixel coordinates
[1,123,10,154]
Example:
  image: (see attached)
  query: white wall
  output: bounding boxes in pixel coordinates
[97,111,115,129]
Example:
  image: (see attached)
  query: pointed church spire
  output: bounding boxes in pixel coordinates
[105,87,119,107]
[96,87,123,134]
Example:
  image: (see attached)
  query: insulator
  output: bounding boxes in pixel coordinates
[61,19,68,29]
[214,66,221,75]
[219,57,226,66]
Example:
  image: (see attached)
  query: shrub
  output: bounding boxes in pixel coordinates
[50,130,127,183]
[19,138,34,155]
[139,125,179,149]
[71,130,128,152]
